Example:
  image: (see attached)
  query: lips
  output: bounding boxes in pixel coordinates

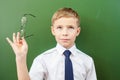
[60,39,70,42]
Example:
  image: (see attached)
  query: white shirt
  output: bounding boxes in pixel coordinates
[29,43,97,80]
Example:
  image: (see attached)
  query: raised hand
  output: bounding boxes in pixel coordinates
[6,32,28,58]
[6,32,30,80]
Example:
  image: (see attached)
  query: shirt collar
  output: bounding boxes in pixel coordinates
[56,43,77,56]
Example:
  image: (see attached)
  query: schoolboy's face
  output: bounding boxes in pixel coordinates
[51,17,80,49]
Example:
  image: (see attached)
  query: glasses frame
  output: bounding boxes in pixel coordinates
[20,14,35,38]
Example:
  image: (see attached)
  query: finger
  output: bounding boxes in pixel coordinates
[17,32,20,43]
[13,33,17,43]
[6,37,13,46]
[22,37,28,46]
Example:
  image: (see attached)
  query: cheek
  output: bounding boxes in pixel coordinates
[54,33,60,40]
[70,33,78,41]
[70,32,78,37]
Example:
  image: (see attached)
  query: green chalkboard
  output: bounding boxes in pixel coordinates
[0,0,120,80]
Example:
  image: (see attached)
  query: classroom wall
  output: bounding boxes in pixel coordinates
[0,0,120,80]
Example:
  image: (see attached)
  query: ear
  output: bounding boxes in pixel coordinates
[51,26,55,36]
[76,27,81,36]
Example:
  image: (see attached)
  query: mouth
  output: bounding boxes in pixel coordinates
[60,39,70,42]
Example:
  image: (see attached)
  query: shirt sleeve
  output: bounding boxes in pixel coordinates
[86,58,97,80]
[29,56,47,80]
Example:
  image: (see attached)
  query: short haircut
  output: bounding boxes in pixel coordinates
[51,7,80,27]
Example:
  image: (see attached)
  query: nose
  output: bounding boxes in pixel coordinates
[62,28,68,36]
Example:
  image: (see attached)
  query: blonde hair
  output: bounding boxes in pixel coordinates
[51,7,80,27]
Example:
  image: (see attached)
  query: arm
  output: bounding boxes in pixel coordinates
[86,59,97,80]
[6,32,30,80]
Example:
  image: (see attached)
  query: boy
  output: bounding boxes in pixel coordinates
[6,7,97,80]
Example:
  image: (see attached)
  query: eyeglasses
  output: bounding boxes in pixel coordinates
[20,14,36,38]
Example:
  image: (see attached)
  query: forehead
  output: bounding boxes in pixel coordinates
[53,17,78,26]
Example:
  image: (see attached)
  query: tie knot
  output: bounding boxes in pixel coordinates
[63,50,71,57]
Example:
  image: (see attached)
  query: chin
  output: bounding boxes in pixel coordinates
[59,42,73,49]
[62,44,71,49]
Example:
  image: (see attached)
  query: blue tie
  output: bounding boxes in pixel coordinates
[63,50,74,80]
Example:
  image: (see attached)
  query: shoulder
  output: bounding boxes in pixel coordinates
[34,47,57,61]
[75,49,95,70]
[76,49,94,63]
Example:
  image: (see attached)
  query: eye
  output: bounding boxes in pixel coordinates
[68,26,74,29]
[56,26,62,29]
